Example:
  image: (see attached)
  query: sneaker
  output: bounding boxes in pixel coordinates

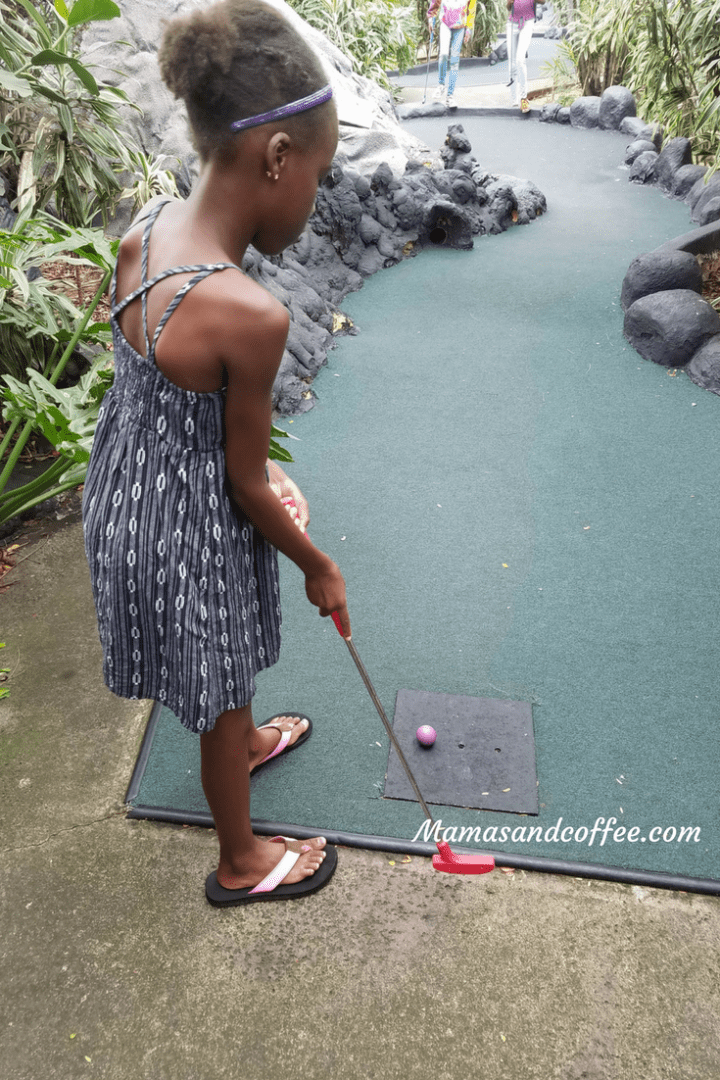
[446,94,456,108]
[431,85,445,102]
[520,97,530,113]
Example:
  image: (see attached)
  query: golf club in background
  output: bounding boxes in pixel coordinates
[421,18,437,105]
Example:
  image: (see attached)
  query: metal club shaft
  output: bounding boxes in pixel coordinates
[342,635,436,828]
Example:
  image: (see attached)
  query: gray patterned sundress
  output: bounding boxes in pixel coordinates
[83,201,281,734]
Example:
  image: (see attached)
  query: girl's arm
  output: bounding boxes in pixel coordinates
[221,286,349,629]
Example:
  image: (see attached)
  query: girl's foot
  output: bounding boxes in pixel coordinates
[249,715,309,772]
[520,97,530,113]
[431,84,445,102]
[216,835,327,891]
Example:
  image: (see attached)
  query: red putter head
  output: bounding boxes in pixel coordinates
[432,841,495,875]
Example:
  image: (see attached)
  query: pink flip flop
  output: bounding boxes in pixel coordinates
[205,836,338,907]
[251,713,313,775]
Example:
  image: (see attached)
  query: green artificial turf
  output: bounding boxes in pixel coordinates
[128,118,720,890]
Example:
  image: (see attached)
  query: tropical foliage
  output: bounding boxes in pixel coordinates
[468,0,507,60]
[0,0,204,527]
[0,218,115,525]
[556,0,720,165]
[0,0,139,227]
[0,210,114,380]
[287,0,420,88]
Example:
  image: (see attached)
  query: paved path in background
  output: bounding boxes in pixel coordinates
[391,30,564,108]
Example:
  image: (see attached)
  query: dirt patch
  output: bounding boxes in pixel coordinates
[38,258,112,324]
[698,250,720,309]
[0,485,83,585]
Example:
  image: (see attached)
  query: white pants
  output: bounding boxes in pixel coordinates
[506,18,534,103]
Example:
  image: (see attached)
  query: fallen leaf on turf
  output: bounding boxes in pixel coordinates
[388,860,396,866]
[503,787,511,792]
[501,868,515,875]
[502,563,508,568]
[501,1034,507,1042]
[401,855,412,864]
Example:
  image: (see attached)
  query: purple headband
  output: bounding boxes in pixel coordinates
[230,84,333,133]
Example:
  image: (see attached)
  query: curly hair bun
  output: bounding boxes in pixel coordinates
[159,0,329,158]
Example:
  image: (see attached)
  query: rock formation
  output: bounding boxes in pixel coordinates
[79,1,547,414]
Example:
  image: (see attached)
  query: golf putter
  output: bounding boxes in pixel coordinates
[288,507,491,874]
[421,20,436,105]
[330,611,495,876]
[506,16,515,87]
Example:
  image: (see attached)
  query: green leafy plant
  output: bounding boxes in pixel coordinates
[557,0,720,168]
[0,210,114,380]
[288,0,420,89]
[542,37,582,106]
[0,215,115,525]
[469,0,506,60]
[268,424,293,463]
[119,151,183,218]
[0,0,141,226]
[558,0,636,98]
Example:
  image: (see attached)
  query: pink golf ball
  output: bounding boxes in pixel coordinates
[417,724,436,747]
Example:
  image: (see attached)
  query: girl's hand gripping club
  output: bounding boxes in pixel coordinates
[330,612,494,877]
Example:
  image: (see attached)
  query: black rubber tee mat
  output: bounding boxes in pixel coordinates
[384,690,538,815]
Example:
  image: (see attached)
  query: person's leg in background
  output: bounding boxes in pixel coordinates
[446,26,465,106]
[516,17,535,109]
[433,20,451,100]
[506,19,518,103]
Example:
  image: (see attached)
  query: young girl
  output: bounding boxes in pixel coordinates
[427,0,476,108]
[506,0,545,113]
[82,0,350,906]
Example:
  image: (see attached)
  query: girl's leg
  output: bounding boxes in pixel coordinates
[507,21,518,102]
[438,21,450,87]
[200,703,326,889]
[447,27,464,100]
[516,18,534,102]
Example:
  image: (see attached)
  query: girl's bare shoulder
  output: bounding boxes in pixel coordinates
[212,269,290,373]
[129,194,184,228]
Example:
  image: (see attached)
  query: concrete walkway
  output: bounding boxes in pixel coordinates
[2,64,720,1080]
